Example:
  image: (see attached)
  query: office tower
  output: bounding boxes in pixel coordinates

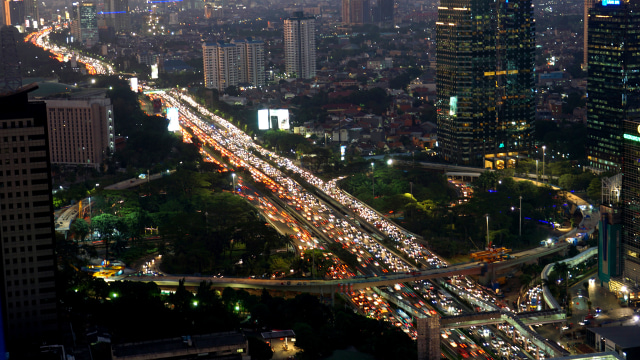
[620,120,640,298]
[23,0,36,28]
[102,0,129,33]
[284,12,316,79]
[0,83,57,343]
[3,0,24,27]
[45,91,115,168]
[232,38,265,88]
[203,41,239,92]
[342,0,370,25]
[436,0,535,166]
[586,0,640,173]
[583,0,597,68]
[378,0,393,24]
[71,1,98,47]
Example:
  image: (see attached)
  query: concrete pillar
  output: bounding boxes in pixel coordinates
[417,316,439,360]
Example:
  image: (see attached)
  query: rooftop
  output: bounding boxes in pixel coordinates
[588,326,640,349]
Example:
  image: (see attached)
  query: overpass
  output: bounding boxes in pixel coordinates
[439,310,568,359]
[113,242,570,294]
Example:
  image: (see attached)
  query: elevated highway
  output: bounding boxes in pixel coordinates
[113,242,570,293]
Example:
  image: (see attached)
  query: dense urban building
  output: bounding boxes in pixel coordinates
[620,120,640,302]
[283,12,316,80]
[23,0,37,28]
[232,38,266,88]
[70,1,98,47]
[583,0,597,68]
[203,41,240,92]
[342,0,370,25]
[44,90,116,168]
[202,38,265,92]
[436,0,535,166]
[3,0,24,27]
[101,0,129,33]
[586,0,640,173]
[0,84,57,344]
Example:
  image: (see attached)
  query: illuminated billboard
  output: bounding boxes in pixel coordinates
[602,0,620,5]
[151,64,158,79]
[167,107,180,132]
[258,109,290,130]
[449,96,458,116]
[130,77,138,92]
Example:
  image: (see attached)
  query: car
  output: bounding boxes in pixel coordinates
[579,319,591,326]
[491,340,499,348]
[595,307,602,313]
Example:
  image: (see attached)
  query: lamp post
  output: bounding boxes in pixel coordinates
[485,213,490,248]
[231,173,236,194]
[536,159,539,183]
[519,196,523,237]
[410,181,413,199]
[542,145,546,184]
[371,162,375,199]
[89,196,92,242]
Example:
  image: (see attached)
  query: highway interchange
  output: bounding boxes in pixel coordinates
[34,25,572,360]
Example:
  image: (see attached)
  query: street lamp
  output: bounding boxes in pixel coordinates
[371,162,375,199]
[536,159,539,183]
[519,196,523,237]
[542,145,546,184]
[485,214,490,248]
[231,173,236,194]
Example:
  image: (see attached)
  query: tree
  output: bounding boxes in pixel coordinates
[559,174,577,190]
[70,218,91,244]
[587,178,602,200]
[92,213,123,260]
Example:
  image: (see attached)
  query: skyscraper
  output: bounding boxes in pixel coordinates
[202,39,265,92]
[377,0,394,24]
[284,12,316,79]
[342,0,370,25]
[3,0,24,27]
[71,1,98,47]
[583,0,597,68]
[232,38,265,88]
[436,0,535,166]
[23,0,37,28]
[0,83,57,344]
[586,0,640,173]
[203,41,239,92]
[102,0,129,33]
[619,120,640,299]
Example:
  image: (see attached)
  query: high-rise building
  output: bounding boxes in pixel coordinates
[203,39,265,91]
[102,0,129,33]
[23,0,36,28]
[342,0,370,25]
[617,120,640,300]
[284,12,316,79]
[586,0,640,173]
[0,83,57,344]
[44,90,115,168]
[232,38,265,88]
[3,0,24,27]
[71,1,98,47]
[583,0,597,68]
[436,0,535,166]
[377,0,393,24]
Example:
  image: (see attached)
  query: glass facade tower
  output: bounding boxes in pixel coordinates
[436,0,535,166]
[587,0,640,173]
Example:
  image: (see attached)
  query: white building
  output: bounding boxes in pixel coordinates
[284,12,316,79]
[203,39,265,92]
